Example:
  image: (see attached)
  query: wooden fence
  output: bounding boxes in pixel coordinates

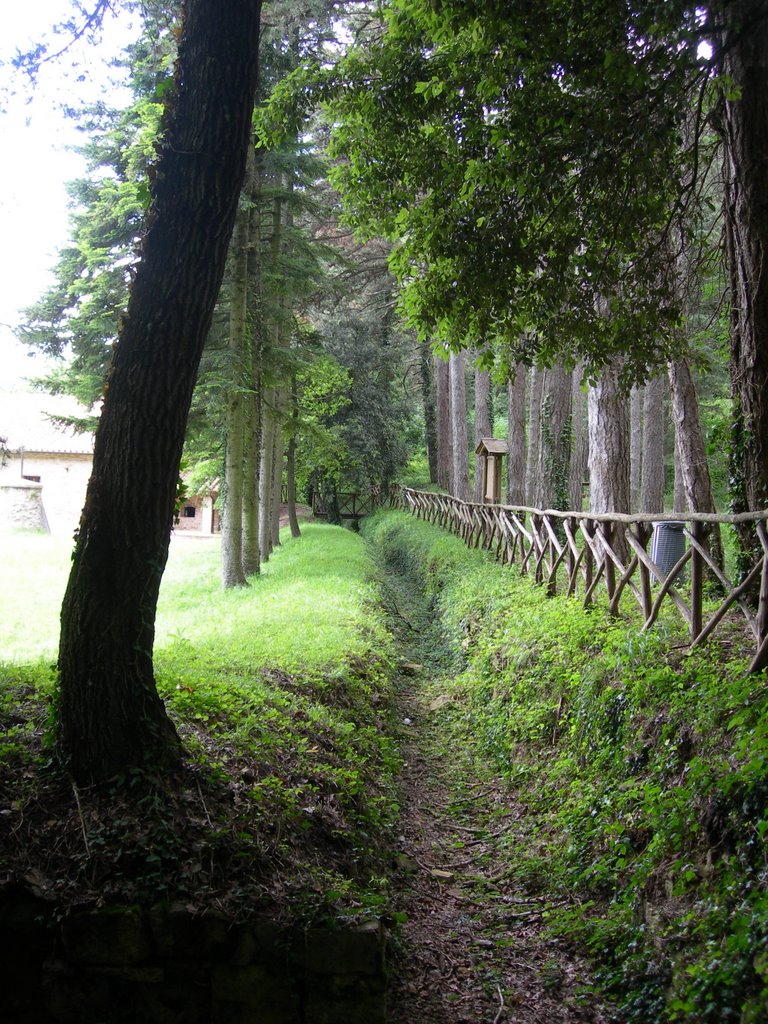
[312,490,380,521]
[391,486,768,673]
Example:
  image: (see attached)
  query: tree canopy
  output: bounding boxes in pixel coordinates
[262,0,714,381]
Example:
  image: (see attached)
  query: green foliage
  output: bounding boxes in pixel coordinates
[267,0,710,381]
[367,509,768,1022]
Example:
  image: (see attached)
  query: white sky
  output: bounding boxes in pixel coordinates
[0,2,138,390]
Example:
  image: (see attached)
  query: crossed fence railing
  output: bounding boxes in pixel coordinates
[390,485,768,673]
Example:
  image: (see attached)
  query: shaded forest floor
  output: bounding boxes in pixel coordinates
[375,552,620,1024]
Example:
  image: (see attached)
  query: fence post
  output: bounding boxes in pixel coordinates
[690,519,704,642]
[636,523,652,621]
[603,523,616,603]
[751,521,768,672]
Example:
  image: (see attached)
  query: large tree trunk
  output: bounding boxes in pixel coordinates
[420,342,439,484]
[640,373,666,513]
[435,352,451,490]
[535,363,572,510]
[587,358,630,515]
[720,1,768,554]
[57,0,262,785]
[629,385,642,512]
[506,366,526,505]
[473,363,492,502]
[668,356,724,567]
[570,364,587,512]
[449,350,471,501]
[525,365,542,506]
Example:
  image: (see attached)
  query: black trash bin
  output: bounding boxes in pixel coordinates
[650,521,686,582]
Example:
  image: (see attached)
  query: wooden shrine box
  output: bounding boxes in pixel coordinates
[475,438,508,504]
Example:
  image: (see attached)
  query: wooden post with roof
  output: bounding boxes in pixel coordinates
[474,438,508,504]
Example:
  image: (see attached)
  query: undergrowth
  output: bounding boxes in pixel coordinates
[364,509,768,1024]
[0,524,401,924]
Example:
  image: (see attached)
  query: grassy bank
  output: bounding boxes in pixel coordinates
[364,509,768,1023]
[0,524,400,922]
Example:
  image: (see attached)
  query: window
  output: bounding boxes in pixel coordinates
[183,506,196,518]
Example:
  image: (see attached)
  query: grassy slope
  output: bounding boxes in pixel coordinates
[0,524,400,922]
[364,509,768,1024]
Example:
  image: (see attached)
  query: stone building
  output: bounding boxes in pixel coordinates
[0,391,94,535]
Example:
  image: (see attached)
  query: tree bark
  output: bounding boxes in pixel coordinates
[435,352,451,490]
[242,149,264,578]
[473,363,492,502]
[720,1,768,554]
[640,373,666,513]
[587,358,630,515]
[629,385,642,512]
[449,350,471,501]
[221,151,254,589]
[570,364,587,512]
[57,0,262,784]
[535,363,572,510]
[668,356,724,567]
[259,388,276,562]
[673,429,688,513]
[286,375,301,539]
[525,365,542,506]
[420,341,439,484]
[506,365,526,505]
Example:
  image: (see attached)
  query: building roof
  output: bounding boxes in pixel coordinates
[0,390,95,455]
[475,437,508,456]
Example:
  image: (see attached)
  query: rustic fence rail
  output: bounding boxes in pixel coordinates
[390,485,768,672]
[312,490,380,521]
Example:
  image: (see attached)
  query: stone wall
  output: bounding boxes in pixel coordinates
[0,890,387,1024]
[0,479,44,530]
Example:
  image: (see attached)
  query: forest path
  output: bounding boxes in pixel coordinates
[375,551,619,1024]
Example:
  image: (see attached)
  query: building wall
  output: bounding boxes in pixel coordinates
[0,479,44,531]
[0,452,92,535]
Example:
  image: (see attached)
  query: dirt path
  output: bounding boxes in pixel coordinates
[376,557,620,1024]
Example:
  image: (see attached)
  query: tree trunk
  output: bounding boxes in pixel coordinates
[668,356,724,568]
[673,430,688,513]
[286,374,301,539]
[473,363,492,502]
[221,153,254,589]
[449,350,471,501]
[506,365,526,505]
[629,385,642,512]
[720,1,768,556]
[640,373,666,513]
[270,408,285,548]
[241,378,261,576]
[57,0,262,785]
[420,341,439,484]
[242,149,264,578]
[435,352,451,490]
[525,365,542,506]
[570,364,587,512]
[259,389,275,562]
[587,358,630,514]
[535,363,572,510]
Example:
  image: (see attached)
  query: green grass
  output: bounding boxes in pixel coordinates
[0,523,401,921]
[366,509,768,1024]
[0,524,378,667]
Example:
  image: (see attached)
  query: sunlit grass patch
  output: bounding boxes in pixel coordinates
[0,522,401,921]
